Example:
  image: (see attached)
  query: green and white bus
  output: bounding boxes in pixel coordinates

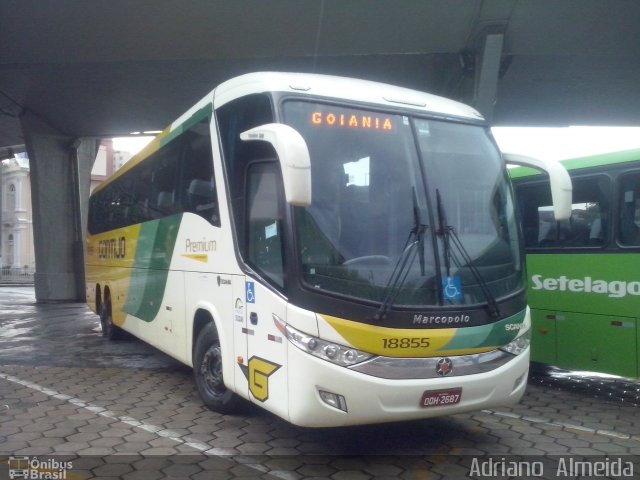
[86,72,570,426]
[511,148,640,379]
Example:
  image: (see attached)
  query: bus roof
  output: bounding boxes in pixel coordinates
[95,72,484,194]
[509,147,640,180]
[211,72,484,119]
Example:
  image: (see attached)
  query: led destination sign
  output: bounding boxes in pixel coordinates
[311,111,394,131]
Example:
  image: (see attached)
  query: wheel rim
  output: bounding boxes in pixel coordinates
[200,345,225,396]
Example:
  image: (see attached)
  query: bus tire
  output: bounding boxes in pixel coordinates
[194,323,241,414]
[99,300,122,341]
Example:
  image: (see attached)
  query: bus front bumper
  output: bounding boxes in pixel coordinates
[286,345,529,427]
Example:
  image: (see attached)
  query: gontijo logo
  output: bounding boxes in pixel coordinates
[98,236,126,259]
[531,274,640,298]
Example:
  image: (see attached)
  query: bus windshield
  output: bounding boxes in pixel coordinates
[283,101,523,308]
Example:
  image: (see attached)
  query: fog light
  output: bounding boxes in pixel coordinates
[319,390,348,412]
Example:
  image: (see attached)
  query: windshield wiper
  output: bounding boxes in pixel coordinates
[435,189,500,318]
[374,188,427,321]
[436,190,452,277]
[413,187,426,276]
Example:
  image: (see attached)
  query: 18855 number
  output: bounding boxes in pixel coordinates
[382,337,430,349]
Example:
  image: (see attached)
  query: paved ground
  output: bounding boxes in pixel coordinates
[1,286,639,479]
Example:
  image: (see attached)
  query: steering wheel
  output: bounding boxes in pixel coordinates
[343,255,392,267]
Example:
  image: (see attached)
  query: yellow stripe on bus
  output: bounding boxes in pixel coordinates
[321,314,461,358]
[86,224,143,326]
[181,253,209,263]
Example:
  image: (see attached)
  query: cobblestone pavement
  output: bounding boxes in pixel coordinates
[1,287,639,479]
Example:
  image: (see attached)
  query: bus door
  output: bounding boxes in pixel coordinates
[242,161,289,415]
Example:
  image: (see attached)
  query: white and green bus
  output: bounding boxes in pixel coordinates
[86,72,570,427]
[511,148,640,378]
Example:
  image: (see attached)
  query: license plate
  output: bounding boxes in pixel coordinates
[420,388,462,408]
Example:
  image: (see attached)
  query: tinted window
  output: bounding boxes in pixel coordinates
[180,122,220,226]
[88,115,219,234]
[216,94,274,257]
[618,172,640,246]
[284,101,523,306]
[517,175,610,248]
[246,162,285,287]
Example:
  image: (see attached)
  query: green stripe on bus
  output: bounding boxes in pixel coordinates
[509,148,640,179]
[443,310,526,351]
[123,214,182,322]
[158,104,213,150]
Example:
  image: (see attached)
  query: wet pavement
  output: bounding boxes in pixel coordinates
[529,364,640,408]
[0,287,179,370]
[1,286,639,479]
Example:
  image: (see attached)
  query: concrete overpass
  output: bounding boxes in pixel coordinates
[1,0,639,301]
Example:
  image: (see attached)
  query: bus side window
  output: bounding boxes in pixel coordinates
[216,94,274,247]
[186,179,217,222]
[246,161,285,288]
[111,177,135,230]
[516,175,609,248]
[156,191,175,213]
[180,120,221,226]
[515,183,552,248]
[618,173,640,246]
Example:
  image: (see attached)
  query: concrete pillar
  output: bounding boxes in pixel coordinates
[75,138,99,299]
[474,33,504,124]
[20,111,97,302]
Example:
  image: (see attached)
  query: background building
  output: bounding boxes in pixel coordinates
[1,152,34,271]
[1,140,131,277]
[90,140,132,193]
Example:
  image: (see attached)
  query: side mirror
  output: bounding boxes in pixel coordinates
[240,123,312,207]
[504,153,572,221]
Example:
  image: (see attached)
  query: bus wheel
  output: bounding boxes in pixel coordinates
[194,323,241,414]
[99,300,121,340]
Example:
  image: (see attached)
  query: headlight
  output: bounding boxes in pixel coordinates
[275,317,373,367]
[499,328,531,356]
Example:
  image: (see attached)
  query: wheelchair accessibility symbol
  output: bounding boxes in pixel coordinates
[246,282,255,304]
[442,276,463,301]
